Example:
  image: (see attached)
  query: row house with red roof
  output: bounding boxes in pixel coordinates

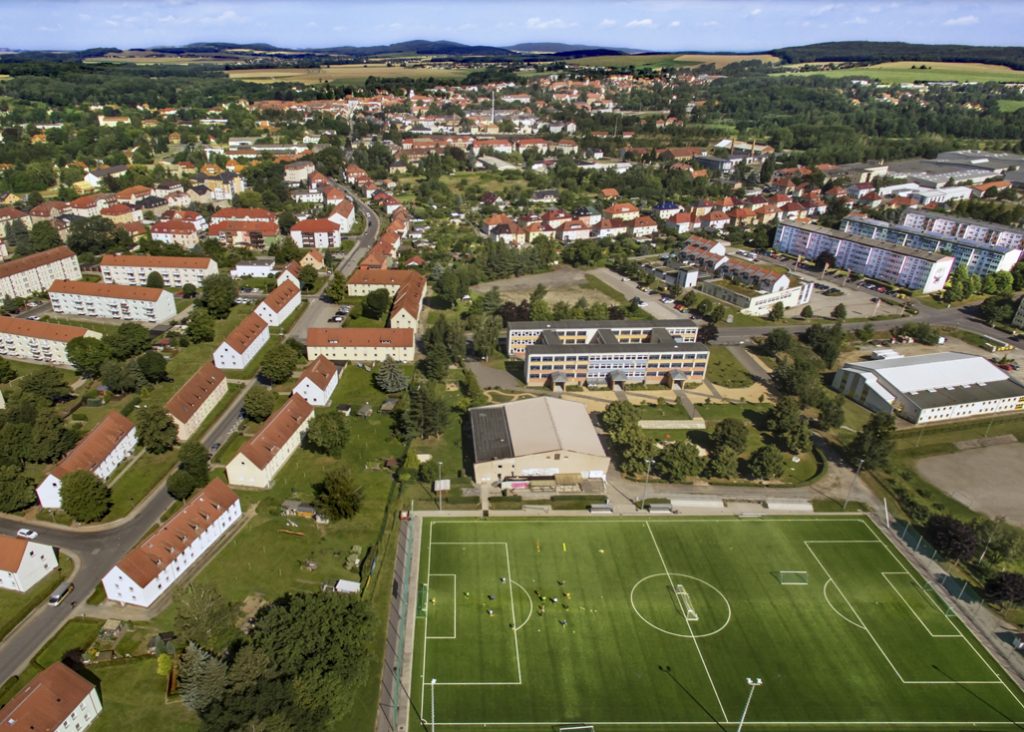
[290,218,345,249]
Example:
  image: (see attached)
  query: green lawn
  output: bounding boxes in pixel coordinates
[90,658,197,731]
[0,555,73,641]
[706,345,754,388]
[789,61,1024,84]
[414,517,1024,731]
[998,99,1024,112]
[105,449,179,521]
[581,273,628,304]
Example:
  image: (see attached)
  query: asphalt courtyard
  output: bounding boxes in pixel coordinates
[915,442,1024,527]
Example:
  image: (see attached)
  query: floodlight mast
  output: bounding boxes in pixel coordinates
[736,677,763,732]
[430,678,437,732]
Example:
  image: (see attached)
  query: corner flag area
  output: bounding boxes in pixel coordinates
[412,517,1024,731]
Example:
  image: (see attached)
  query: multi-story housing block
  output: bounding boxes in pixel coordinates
[166,362,228,440]
[0,317,101,366]
[507,320,699,358]
[48,280,177,323]
[226,395,314,488]
[0,246,81,299]
[100,254,218,288]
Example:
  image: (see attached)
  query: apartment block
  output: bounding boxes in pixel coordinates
[100,254,218,288]
[213,312,270,370]
[0,535,58,592]
[166,362,228,440]
[507,320,699,358]
[254,280,301,327]
[226,395,314,488]
[900,209,1024,250]
[306,327,415,363]
[0,246,81,299]
[774,221,954,294]
[0,316,101,366]
[48,280,177,323]
[292,355,339,406]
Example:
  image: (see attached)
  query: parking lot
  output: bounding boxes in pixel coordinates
[288,297,349,343]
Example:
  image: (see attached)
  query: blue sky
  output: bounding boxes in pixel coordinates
[1,0,1020,52]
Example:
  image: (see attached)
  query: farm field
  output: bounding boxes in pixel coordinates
[228,63,483,85]
[791,60,1024,83]
[567,53,778,70]
[998,99,1024,112]
[413,516,1024,731]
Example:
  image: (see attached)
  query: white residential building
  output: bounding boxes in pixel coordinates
[213,312,270,370]
[36,412,137,509]
[1012,298,1024,330]
[102,479,242,607]
[0,246,82,299]
[166,362,228,440]
[290,219,344,249]
[48,280,177,323]
[226,395,314,488]
[0,662,102,731]
[0,317,101,366]
[254,280,301,327]
[0,535,58,592]
[100,254,218,288]
[292,355,339,406]
[328,199,356,232]
[832,351,1024,424]
[306,327,415,363]
[901,209,1024,250]
[230,259,277,279]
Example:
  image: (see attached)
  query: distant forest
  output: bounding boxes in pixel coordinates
[773,42,1024,71]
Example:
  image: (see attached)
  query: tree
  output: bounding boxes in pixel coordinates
[259,343,299,384]
[182,283,198,299]
[167,470,200,501]
[373,357,409,393]
[979,294,1016,325]
[472,314,502,358]
[60,470,110,522]
[66,337,111,378]
[655,441,706,482]
[186,308,215,343]
[199,274,238,319]
[105,323,151,360]
[705,446,739,479]
[434,269,467,307]
[178,642,228,714]
[146,271,165,289]
[306,412,349,456]
[710,418,748,453]
[748,444,787,480]
[0,465,36,513]
[67,216,130,256]
[100,360,145,394]
[800,305,814,318]
[298,264,318,292]
[315,464,363,520]
[926,515,979,565]
[135,405,177,454]
[156,653,173,678]
[325,276,348,304]
[421,340,450,381]
[174,584,237,651]
[985,572,1024,608]
[818,393,845,430]
[602,401,640,437]
[768,301,785,321]
[397,379,450,439]
[762,328,794,356]
[845,413,895,469]
[0,358,14,384]
[801,323,845,367]
[243,387,275,422]
[20,367,70,404]
[137,351,168,383]
[766,396,811,453]
[362,288,390,320]
[26,221,61,254]
[179,439,210,485]
[831,303,847,321]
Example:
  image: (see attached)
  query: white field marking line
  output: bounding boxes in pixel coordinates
[822,579,865,629]
[645,521,728,723]
[425,574,457,640]
[419,519,435,716]
[511,580,533,632]
[804,541,907,684]
[862,521,1019,699]
[881,572,959,638]
[430,721,1024,728]
[505,542,523,685]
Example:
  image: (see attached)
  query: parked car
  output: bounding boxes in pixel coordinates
[16,528,38,540]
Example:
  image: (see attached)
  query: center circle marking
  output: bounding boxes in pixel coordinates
[629,573,732,639]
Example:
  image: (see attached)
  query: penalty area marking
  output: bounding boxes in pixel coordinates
[511,580,533,632]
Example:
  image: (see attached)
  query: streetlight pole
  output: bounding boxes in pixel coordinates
[430,678,437,732]
[437,461,443,512]
[843,458,865,511]
[736,677,763,732]
[641,457,653,510]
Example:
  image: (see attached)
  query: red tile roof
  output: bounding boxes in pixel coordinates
[307,327,414,348]
[291,218,340,234]
[259,280,300,314]
[100,254,213,270]
[210,207,276,223]
[0,246,76,280]
[238,395,313,469]
[166,362,226,424]
[48,279,166,302]
[0,662,96,731]
[0,315,91,343]
[114,479,239,587]
[296,355,337,391]
[0,535,28,573]
[52,411,134,480]
[222,312,269,354]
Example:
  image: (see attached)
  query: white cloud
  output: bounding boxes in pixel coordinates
[669,20,681,27]
[811,3,841,16]
[748,7,763,16]
[625,18,655,28]
[701,20,720,27]
[845,16,867,25]
[198,9,241,25]
[943,14,979,26]
[526,17,574,30]
[599,18,617,27]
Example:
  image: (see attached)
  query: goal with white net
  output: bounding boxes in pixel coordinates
[776,570,809,586]
[675,584,699,621]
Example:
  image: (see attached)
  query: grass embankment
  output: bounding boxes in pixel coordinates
[792,60,1024,84]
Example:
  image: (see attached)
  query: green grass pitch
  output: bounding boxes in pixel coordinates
[412,517,1024,731]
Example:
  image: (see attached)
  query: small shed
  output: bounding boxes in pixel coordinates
[380,398,399,413]
[337,403,352,416]
[328,579,361,594]
[357,402,373,418]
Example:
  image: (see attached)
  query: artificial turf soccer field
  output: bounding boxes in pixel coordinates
[412,516,1024,731]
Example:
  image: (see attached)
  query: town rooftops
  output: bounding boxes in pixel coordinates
[260,280,300,313]
[238,395,313,469]
[0,246,76,279]
[49,279,166,302]
[222,312,269,354]
[291,218,339,233]
[166,362,226,424]
[0,535,30,573]
[100,254,214,270]
[470,397,606,463]
[210,207,276,222]
[51,411,134,480]
[296,355,337,391]
[306,327,415,348]
[114,479,239,588]
[0,662,96,731]
[0,315,92,343]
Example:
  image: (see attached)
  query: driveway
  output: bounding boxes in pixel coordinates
[467,360,522,389]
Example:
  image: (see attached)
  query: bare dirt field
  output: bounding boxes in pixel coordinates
[471,266,621,306]
[916,442,1024,527]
